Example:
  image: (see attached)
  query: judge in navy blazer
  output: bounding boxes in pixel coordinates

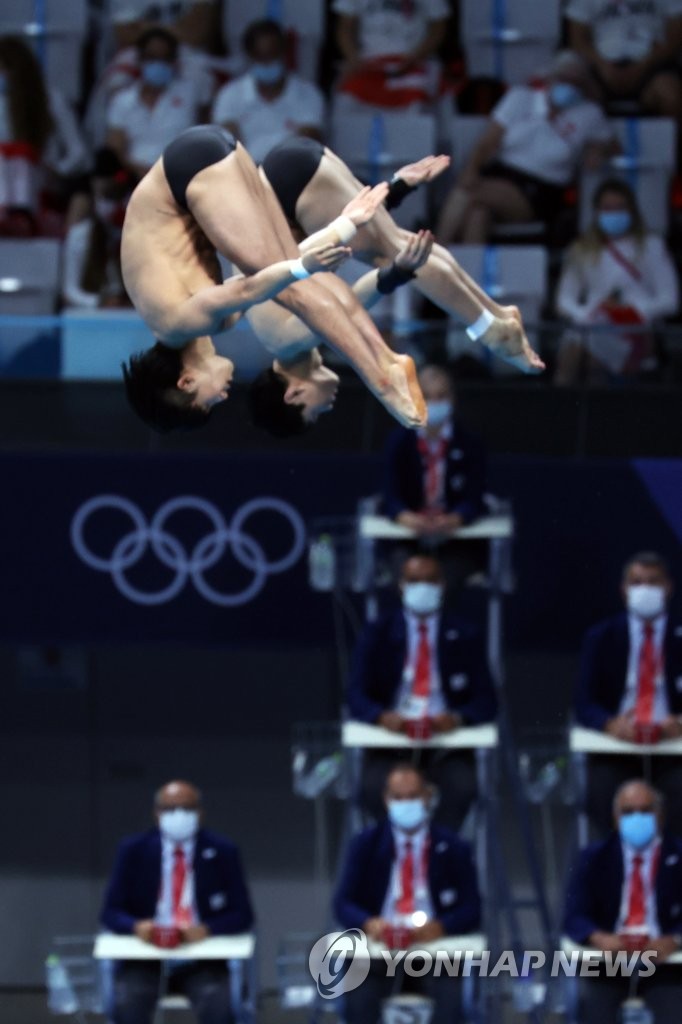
[101,780,254,1024]
[348,554,496,831]
[574,552,682,832]
[334,764,480,1024]
[382,365,486,527]
[563,779,682,1023]
[334,820,481,936]
[348,607,496,727]
[575,613,682,732]
[101,827,254,936]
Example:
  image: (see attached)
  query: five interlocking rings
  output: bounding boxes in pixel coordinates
[70,494,306,607]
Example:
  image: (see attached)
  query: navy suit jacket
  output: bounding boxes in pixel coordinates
[575,612,682,730]
[383,418,486,524]
[347,607,496,725]
[333,820,481,935]
[100,828,254,935]
[564,832,682,943]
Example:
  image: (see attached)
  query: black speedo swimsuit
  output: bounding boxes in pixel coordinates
[260,136,325,226]
[162,125,237,210]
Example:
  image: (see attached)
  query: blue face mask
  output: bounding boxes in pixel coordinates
[426,400,452,429]
[251,61,285,85]
[141,60,174,88]
[549,82,583,109]
[388,798,427,831]
[597,210,632,237]
[619,811,657,849]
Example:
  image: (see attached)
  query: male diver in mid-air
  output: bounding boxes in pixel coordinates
[120,125,426,432]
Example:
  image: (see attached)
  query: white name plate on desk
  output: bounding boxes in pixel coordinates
[359,514,513,542]
[342,721,498,750]
[321,932,486,959]
[561,937,682,966]
[570,726,682,757]
[94,933,255,960]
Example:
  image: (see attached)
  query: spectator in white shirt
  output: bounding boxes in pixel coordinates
[61,149,132,310]
[106,27,204,181]
[566,0,682,120]
[554,178,679,384]
[211,20,324,166]
[436,51,617,243]
[333,0,449,109]
[0,36,89,232]
[331,0,448,109]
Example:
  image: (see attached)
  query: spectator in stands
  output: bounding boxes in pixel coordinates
[0,36,89,234]
[347,553,496,830]
[563,779,682,1022]
[101,778,254,1024]
[105,27,204,181]
[211,20,325,165]
[436,51,617,243]
[333,0,449,111]
[333,762,481,1024]
[566,0,682,120]
[384,364,486,535]
[575,551,682,833]
[62,149,132,310]
[554,178,679,384]
[85,4,219,151]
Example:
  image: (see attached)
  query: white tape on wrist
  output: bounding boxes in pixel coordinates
[290,257,310,280]
[332,215,357,244]
[465,308,495,342]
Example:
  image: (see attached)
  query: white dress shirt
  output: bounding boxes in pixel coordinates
[616,838,661,937]
[394,612,447,718]
[619,613,668,722]
[381,824,434,923]
[155,835,198,925]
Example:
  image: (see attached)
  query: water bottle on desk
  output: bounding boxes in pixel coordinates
[308,534,336,591]
[46,955,78,1014]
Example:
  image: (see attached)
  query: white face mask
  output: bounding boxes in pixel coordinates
[627,584,666,620]
[426,400,452,429]
[402,582,443,616]
[159,809,199,843]
[387,798,428,831]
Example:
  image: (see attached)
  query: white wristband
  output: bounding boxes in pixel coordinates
[465,308,495,341]
[289,257,310,280]
[330,215,357,244]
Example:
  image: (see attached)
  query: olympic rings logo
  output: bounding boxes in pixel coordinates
[70,494,306,607]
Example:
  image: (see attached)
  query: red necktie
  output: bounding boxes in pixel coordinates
[172,845,187,925]
[417,436,448,512]
[412,622,430,698]
[396,840,414,916]
[635,624,656,723]
[624,854,646,928]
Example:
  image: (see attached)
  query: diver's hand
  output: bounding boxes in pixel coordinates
[341,182,390,227]
[301,243,352,274]
[395,154,451,186]
[394,229,434,272]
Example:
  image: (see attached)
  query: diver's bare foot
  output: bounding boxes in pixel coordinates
[376,356,426,428]
[396,354,427,424]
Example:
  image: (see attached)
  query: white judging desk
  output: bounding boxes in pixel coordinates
[570,725,682,757]
[93,933,255,961]
[342,721,498,750]
[561,936,682,965]
[359,514,513,542]
[323,931,487,959]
